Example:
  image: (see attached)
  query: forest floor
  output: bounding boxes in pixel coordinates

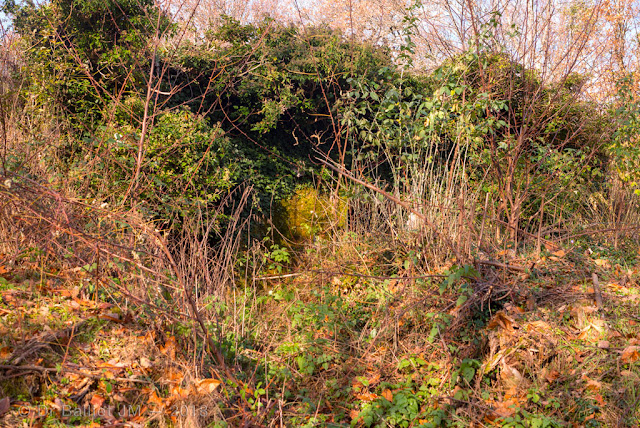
[1,238,640,427]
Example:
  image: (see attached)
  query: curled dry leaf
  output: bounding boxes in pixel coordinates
[366,372,381,386]
[99,312,122,323]
[355,392,378,402]
[139,356,152,369]
[160,336,177,359]
[504,302,525,315]
[169,385,190,399]
[621,346,639,364]
[544,241,560,252]
[524,320,551,333]
[488,311,517,331]
[195,378,221,395]
[487,397,521,419]
[89,394,105,409]
[581,375,601,392]
[0,397,9,417]
[500,360,524,390]
[381,389,393,402]
[543,369,560,384]
[143,388,164,407]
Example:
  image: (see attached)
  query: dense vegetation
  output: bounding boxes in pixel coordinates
[1,0,640,427]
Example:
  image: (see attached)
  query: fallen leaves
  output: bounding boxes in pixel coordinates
[139,356,152,369]
[195,378,222,394]
[577,317,607,340]
[0,346,12,361]
[483,393,526,422]
[0,397,9,417]
[621,346,639,364]
[488,311,518,332]
[581,374,602,392]
[549,249,567,261]
[524,320,551,333]
[542,368,560,384]
[500,359,524,390]
[349,409,360,421]
[491,397,520,418]
[160,336,177,359]
[354,392,378,402]
[89,394,105,409]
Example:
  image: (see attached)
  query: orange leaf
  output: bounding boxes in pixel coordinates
[621,346,639,364]
[166,368,184,383]
[160,336,177,358]
[349,409,360,421]
[355,392,378,402]
[139,357,152,369]
[195,378,221,395]
[545,369,560,383]
[147,389,164,407]
[169,385,189,399]
[366,372,381,386]
[90,394,105,409]
[73,297,96,308]
[594,394,605,406]
[54,288,73,297]
[488,311,516,331]
[98,312,122,323]
[130,406,149,422]
[525,320,551,333]
[381,389,393,402]
[493,398,519,417]
[583,377,601,392]
[0,346,12,360]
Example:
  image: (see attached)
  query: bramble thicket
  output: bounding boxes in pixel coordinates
[1,0,640,426]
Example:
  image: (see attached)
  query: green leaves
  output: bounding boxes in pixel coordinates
[610,74,640,193]
[262,244,291,274]
[10,0,167,129]
[439,264,478,295]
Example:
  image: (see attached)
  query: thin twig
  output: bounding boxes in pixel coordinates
[0,364,152,384]
[476,259,527,272]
